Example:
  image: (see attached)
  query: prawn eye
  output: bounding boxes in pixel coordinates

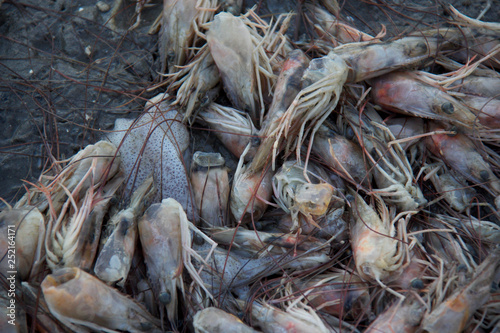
[441,102,454,114]
[159,291,171,304]
[480,170,489,181]
[251,136,261,147]
[200,96,210,107]
[410,278,424,290]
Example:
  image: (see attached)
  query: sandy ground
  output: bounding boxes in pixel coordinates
[0,0,497,207]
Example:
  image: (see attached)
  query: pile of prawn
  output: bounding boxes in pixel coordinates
[3,1,500,332]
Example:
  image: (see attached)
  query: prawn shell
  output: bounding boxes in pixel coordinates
[248,302,331,333]
[366,296,425,333]
[295,183,335,217]
[199,103,259,161]
[270,209,348,240]
[138,198,186,324]
[449,75,500,99]
[160,0,215,73]
[300,272,370,318]
[207,226,324,255]
[426,166,476,212]
[385,117,425,149]
[252,50,309,172]
[207,12,257,121]
[265,49,309,124]
[191,152,230,227]
[313,125,371,186]
[336,37,442,82]
[461,94,500,129]
[451,36,500,70]
[0,207,44,280]
[349,192,401,281]
[425,125,500,195]
[371,72,478,128]
[421,248,500,333]
[193,307,257,333]
[306,3,375,44]
[94,176,154,286]
[230,166,274,224]
[42,267,159,332]
[94,210,137,286]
